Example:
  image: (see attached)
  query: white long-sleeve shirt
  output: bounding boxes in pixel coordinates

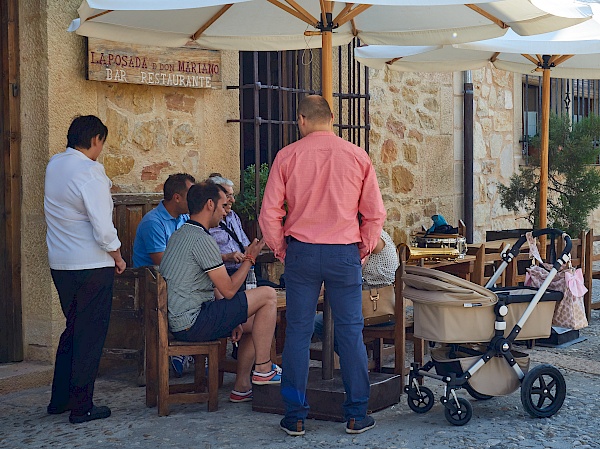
[44,147,121,270]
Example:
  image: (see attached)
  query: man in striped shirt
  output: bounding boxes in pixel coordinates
[160,182,281,403]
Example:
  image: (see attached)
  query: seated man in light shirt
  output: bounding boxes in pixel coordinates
[207,174,250,277]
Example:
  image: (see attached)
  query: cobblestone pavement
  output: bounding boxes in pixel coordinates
[1,310,599,448]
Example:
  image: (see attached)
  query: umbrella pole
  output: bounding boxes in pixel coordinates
[539,63,551,258]
[321,30,333,109]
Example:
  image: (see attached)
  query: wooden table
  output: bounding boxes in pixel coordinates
[410,255,476,281]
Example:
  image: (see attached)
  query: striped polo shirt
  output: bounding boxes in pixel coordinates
[160,220,224,332]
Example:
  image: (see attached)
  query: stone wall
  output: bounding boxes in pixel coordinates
[367,65,530,245]
[19,0,240,362]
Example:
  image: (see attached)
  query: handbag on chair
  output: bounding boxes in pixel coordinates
[362,284,395,326]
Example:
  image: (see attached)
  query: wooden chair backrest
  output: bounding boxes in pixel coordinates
[112,193,162,267]
[583,229,600,320]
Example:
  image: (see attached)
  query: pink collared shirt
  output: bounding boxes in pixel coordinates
[259,131,386,261]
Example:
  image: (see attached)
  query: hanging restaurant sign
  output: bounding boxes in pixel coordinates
[87,38,221,89]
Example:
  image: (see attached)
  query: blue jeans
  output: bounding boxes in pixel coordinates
[282,239,369,422]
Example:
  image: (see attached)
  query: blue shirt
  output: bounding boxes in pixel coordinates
[132,201,188,267]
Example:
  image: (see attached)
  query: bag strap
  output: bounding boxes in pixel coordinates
[219,222,245,253]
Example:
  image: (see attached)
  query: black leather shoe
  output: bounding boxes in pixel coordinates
[47,403,71,415]
[69,405,111,424]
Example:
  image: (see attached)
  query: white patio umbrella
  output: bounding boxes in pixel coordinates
[355,18,600,241]
[68,0,593,107]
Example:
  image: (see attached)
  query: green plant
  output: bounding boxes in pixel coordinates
[234,163,269,221]
[498,113,600,235]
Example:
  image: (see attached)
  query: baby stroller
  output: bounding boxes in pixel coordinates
[403,228,570,426]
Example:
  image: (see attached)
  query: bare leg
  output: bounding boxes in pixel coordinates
[244,286,277,374]
[233,317,255,393]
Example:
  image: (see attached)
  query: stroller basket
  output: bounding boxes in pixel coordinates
[431,345,530,396]
[404,267,562,342]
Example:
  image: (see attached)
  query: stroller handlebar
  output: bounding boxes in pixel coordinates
[504,228,572,270]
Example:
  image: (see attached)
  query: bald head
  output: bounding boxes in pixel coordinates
[297,95,333,136]
[298,95,332,123]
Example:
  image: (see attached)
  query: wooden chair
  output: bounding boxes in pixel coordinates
[584,229,600,320]
[144,267,220,416]
[470,242,508,287]
[362,245,424,390]
[100,193,161,383]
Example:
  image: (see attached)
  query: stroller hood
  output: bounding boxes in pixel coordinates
[403,266,497,308]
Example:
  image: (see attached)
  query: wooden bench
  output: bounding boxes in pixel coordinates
[144,267,220,415]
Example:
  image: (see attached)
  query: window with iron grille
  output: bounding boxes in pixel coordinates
[522,75,600,164]
[228,38,370,208]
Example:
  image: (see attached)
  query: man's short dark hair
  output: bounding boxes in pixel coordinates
[298,95,332,123]
[188,181,226,215]
[164,173,196,201]
[67,115,108,149]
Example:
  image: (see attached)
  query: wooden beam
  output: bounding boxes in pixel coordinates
[192,4,233,41]
[490,52,500,63]
[335,3,370,27]
[553,54,574,66]
[87,10,113,22]
[0,0,23,362]
[466,4,508,30]
[522,54,540,65]
[333,3,354,25]
[321,30,333,109]
[266,0,316,26]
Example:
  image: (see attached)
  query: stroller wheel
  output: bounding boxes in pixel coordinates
[407,386,434,414]
[444,397,473,426]
[464,383,493,401]
[520,364,566,418]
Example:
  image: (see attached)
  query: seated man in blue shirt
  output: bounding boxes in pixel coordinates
[133,172,195,375]
[133,173,195,268]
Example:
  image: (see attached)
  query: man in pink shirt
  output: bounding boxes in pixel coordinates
[260,95,386,436]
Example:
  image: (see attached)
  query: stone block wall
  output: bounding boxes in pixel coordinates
[19,0,240,362]
[367,65,530,245]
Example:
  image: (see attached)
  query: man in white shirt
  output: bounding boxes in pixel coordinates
[45,115,126,424]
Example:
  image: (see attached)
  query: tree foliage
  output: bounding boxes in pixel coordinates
[233,163,269,221]
[498,114,600,235]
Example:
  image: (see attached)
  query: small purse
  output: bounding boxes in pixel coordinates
[362,284,395,326]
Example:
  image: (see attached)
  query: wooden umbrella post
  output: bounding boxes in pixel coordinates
[321,29,333,109]
[539,56,551,258]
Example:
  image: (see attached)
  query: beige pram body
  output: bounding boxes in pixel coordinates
[402,228,570,426]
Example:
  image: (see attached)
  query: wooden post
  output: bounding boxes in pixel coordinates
[321,30,333,109]
[539,64,551,257]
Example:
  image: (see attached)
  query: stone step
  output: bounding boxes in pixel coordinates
[0,362,53,395]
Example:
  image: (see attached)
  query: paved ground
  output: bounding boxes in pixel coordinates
[1,300,600,448]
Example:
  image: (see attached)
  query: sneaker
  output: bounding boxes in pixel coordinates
[345,415,376,434]
[251,368,282,385]
[171,355,186,377]
[280,418,305,436]
[272,363,282,374]
[229,389,253,403]
[69,405,111,424]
